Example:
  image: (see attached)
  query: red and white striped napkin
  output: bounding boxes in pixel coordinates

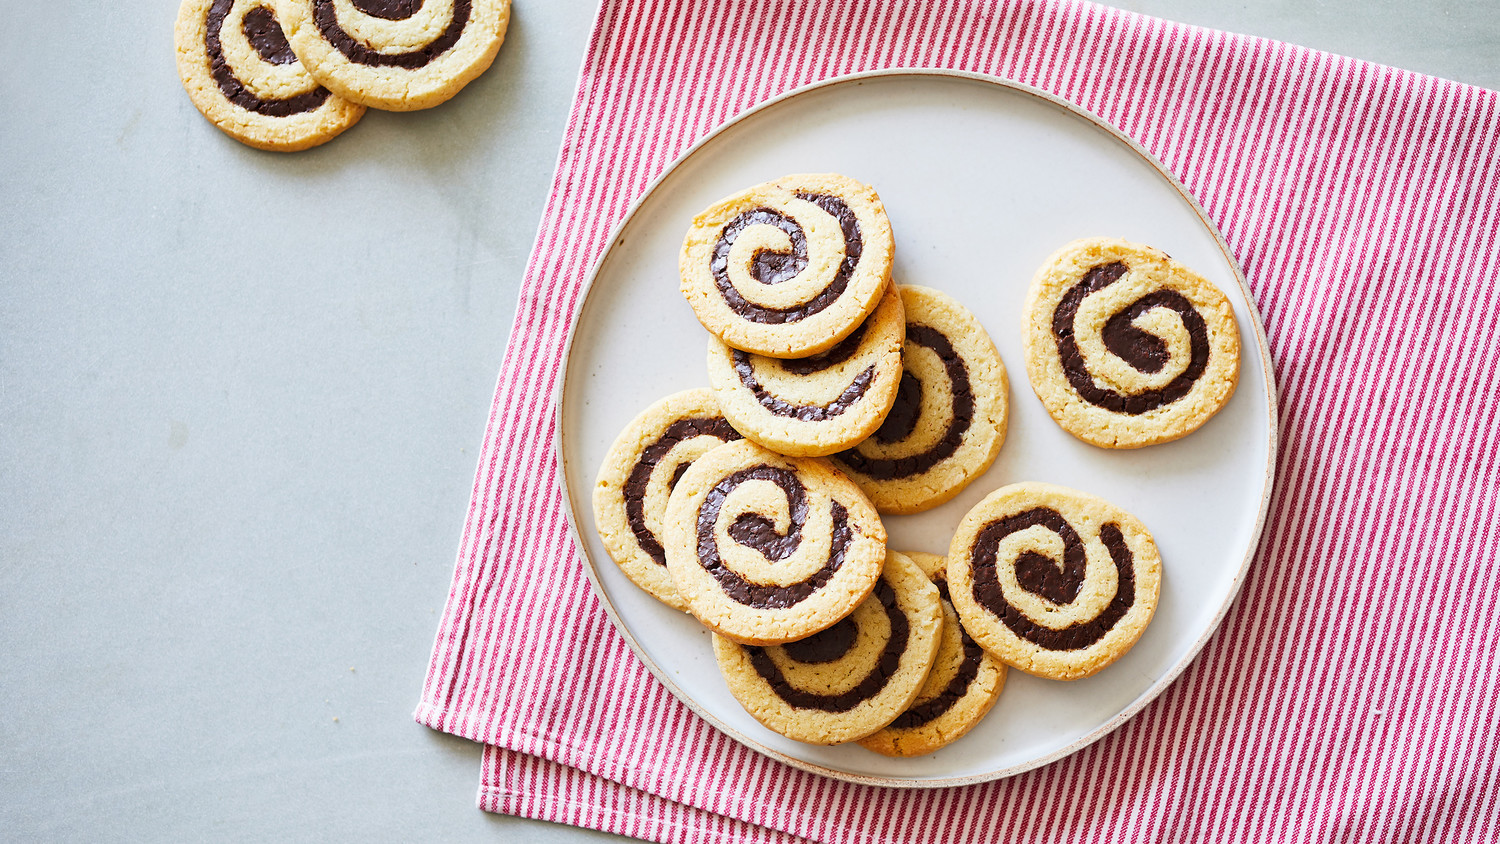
[416,1,1500,841]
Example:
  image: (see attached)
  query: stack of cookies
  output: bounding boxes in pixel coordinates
[593,173,1241,756]
[174,0,511,151]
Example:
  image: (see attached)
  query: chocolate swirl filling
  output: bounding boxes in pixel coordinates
[731,349,876,421]
[623,417,740,566]
[970,508,1136,651]
[206,0,331,116]
[710,193,863,324]
[1052,261,1210,415]
[243,5,298,63]
[888,581,983,729]
[836,324,973,480]
[746,579,908,712]
[696,465,852,609]
[314,0,470,68]
[777,321,869,376]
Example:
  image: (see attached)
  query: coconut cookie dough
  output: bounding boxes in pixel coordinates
[680,173,895,358]
[664,440,886,646]
[833,285,1009,514]
[707,282,905,458]
[1022,238,1240,449]
[713,550,942,745]
[175,0,365,151]
[593,389,742,611]
[279,0,510,111]
[947,483,1162,681]
[858,552,1006,757]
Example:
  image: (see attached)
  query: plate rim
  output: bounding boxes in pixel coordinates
[551,67,1280,788]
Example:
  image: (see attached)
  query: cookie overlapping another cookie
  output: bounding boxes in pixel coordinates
[593,388,742,611]
[713,550,943,745]
[857,551,1007,757]
[833,285,1009,514]
[946,482,1162,681]
[175,0,365,151]
[663,440,887,646]
[708,281,906,457]
[680,173,895,359]
[279,0,512,111]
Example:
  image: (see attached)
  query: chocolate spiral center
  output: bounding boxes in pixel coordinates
[970,508,1136,651]
[695,465,852,609]
[710,193,862,325]
[889,581,983,729]
[314,0,469,68]
[623,417,740,566]
[836,324,973,480]
[1052,261,1210,415]
[205,0,331,116]
[746,579,908,712]
[352,0,424,18]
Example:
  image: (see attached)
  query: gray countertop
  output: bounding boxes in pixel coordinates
[2,2,1494,841]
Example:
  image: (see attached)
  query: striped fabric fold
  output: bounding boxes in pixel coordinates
[416,0,1500,841]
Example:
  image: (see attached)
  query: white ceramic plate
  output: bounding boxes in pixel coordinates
[557,70,1277,787]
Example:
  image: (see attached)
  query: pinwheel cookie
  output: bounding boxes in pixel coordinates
[593,388,742,611]
[947,483,1162,681]
[279,0,510,111]
[1022,237,1239,448]
[681,173,895,358]
[707,282,905,457]
[663,440,886,646]
[858,551,1006,757]
[175,0,365,150]
[713,549,943,745]
[833,285,1009,514]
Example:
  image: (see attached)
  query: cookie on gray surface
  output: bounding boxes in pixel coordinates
[593,388,742,611]
[175,0,365,151]
[1023,238,1239,448]
[279,0,511,111]
[713,550,943,745]
[707,281,905,457]
[680,173,895,359]
[833,285,1009,514]
[946,482,1162,681]
[664,440,886,646]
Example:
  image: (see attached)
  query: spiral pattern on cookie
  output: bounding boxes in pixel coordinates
[708,282,905,457]
[710,192,855,325]
[623,417,741,566]
[664,440,886,645]
[746,579,907,712]
[593,389,741,611]
[887,581,987,726]
[712,551,943,744]
[970,509,1135,650]
[312,0,468,69]
[681,174,894,358]
[175,0,365,150]
[729,325,874,422]
[695,465,853,608]
[1023,238,1240,448]
[948,483,1162,680]
[280,0,510,110]
[857,553,1006,757]
[1054,261,1207,414]
[833,286,1009,513]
